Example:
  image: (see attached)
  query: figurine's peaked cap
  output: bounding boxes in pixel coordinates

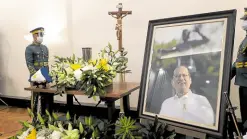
[30,27,44,34]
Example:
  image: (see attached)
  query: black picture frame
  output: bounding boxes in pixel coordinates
[138,9,236,138]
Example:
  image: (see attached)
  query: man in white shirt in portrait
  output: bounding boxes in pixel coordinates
[159,66,214,125]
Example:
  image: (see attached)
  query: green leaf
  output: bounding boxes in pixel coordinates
[93,96,97,101]
[122,51,128,56]
[66,111,71,120]
[68,123,72,131]
[108,42,112,51]
[85,117,88,125]
[58,122,64,130]
[52,112,59,120]
[27,108,34,118]
[88,116,92,125]
[48,124,60,131]
[37,113,45,125]
[73,114,77,125]
[93,86,96,93]
[19,121,31,128]
[45,109,52,122]
[97,77,102,80]
[107,79,112,83]
[122,133,126,139]
[99,89,105,96]
[72,54,75,63]
[79,122,84,134]
[166,133,176,139]
[86,86,94,96]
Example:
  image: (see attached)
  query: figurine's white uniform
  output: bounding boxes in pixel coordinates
[159,90,214,125]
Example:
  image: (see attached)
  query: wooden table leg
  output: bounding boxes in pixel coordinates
[40,93,54,115]
[48,94,54,113]
[123,95,130,116]
[105,100,117,135]
[40,93,45,115]
[106,101,116,121]
[67,94,74,116]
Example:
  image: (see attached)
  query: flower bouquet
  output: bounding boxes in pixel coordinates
[11,108,176,139]
[13,109,81,139]
[49,43,130,99]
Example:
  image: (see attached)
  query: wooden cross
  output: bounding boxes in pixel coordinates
[108,3,132,54]
[108,3,132,117]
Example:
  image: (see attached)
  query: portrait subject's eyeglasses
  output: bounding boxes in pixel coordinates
[173,74,189,78]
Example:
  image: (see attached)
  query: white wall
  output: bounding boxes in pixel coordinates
[0,0,245,118]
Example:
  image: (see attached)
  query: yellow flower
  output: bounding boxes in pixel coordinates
[95,58,110,71]
[99,59,108,66]
[96,64,101,69]
[26,128,36,139]
[102,65,109,72]
[89,60,97,66]
[70,64,81,70]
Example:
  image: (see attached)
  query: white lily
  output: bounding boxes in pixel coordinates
[81,65,96,71]
[17,128,32,139]
[37,136,46,139]
[62,63,70,69]
[244,133,247,139]
[65,67,74,74]
[51,130,62,139]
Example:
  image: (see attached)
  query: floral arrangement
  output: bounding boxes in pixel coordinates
[49,43,130,99]
[11,108,176,139]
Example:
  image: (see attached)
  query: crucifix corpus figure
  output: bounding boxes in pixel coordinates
[108,3,132,53]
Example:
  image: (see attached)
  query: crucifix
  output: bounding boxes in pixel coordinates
[108,3,132,117]
[108,3,132,54]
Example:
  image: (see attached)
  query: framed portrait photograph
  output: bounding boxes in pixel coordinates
[138,10,236,137]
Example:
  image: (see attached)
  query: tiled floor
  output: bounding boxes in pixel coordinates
[0,106,31,139]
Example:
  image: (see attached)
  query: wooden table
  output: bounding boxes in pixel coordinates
[24,82,140,121]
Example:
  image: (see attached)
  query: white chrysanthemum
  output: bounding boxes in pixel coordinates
[74,69,82,80]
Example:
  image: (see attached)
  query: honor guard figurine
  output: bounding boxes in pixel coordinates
[25,27,52,116]
[231,8,247,133]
